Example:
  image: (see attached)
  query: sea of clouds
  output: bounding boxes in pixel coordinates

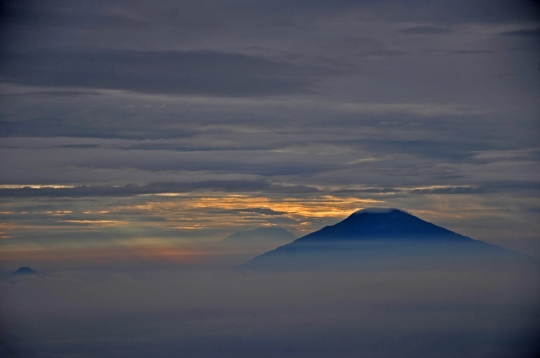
[1,265,539,357]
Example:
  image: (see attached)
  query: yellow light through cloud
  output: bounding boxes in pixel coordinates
[0,192,385,266]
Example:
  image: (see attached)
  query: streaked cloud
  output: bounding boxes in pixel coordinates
[399,26,452,35]
[0,50,338,96]
[498,28,540,37]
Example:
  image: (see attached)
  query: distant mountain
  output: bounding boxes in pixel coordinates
[241,208,532,271]
[12,267,37,276]
[218,226,296,248]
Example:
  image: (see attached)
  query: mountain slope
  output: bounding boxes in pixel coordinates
[294,208,471,243]
[241,208,531,271]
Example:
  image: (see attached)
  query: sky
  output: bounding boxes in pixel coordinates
[1,0,540,270]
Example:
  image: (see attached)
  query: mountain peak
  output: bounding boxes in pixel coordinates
[352,207,402,215]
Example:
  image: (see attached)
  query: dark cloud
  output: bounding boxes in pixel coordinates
[0,181,320,197]
[209,208,288,216]
[5,180,537,199]
[0,89,105,97]
[0,181,263,197]
[237,208,287,215]
[400,26,452,35]
[364,49,407,56]
[0,50,336,96]
[0,118,120,138]
[408,186,481,194]
[447,50,494,55]
[331,187,398,194]
[2,0,539,32]
[0,117,201,139]
[330,181,540,196]
[56,144,100,149]
[390,0,540,24]
[498,28,540,37]
[83,159,336,177]
[0,0,146,30]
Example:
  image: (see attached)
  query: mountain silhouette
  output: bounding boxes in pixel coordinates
[241,208,531,271]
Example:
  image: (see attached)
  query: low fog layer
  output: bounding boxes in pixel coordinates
[2,266,539,357]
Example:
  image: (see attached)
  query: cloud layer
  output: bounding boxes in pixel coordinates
[1,268,539,357]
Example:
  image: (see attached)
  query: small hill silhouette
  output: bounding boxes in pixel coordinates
[12,267,37,276]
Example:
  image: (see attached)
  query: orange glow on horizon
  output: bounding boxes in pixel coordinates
[0,193,386,263]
